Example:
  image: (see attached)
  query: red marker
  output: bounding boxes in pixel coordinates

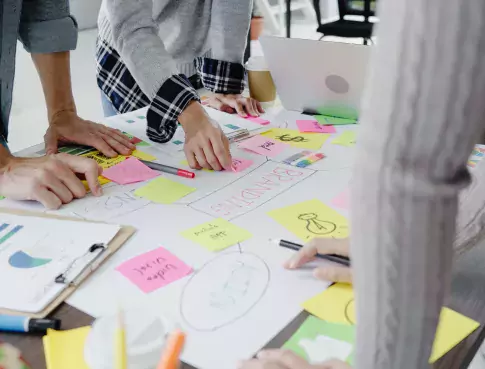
[139,160,195,179]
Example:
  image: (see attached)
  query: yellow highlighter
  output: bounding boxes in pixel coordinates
[115,310,127,369]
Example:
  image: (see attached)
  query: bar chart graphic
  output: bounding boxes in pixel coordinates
[0,224,23,245]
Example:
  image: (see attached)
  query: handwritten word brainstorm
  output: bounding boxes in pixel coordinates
[191,162,314,220]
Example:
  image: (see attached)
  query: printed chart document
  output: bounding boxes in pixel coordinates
[0,214,120,313]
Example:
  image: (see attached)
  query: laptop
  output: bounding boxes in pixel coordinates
[259,36,371,120]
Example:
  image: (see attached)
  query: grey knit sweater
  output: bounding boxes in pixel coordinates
[98,0,252,99]
[352,0,485,368]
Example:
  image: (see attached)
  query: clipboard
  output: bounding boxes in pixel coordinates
[0,208,136,319]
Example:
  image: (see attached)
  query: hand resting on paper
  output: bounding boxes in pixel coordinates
[0,152,102,209]
[205,94,264,118]
[239,349,352,369]
[284,238,352,284]
[179,100,232,171]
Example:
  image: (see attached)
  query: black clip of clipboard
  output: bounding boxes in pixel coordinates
[54,243,107,285]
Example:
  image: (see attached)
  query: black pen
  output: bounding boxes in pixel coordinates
[270,238,351,267]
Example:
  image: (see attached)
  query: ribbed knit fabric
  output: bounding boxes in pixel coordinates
[351,1,485,368]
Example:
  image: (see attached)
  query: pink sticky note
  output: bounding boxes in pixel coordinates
[238,135,286,157]
[296,120,337,134]
[246,116,271,125]
[331,188,350,210]
[102,157,159,185]
[116,247,193,293]
[231,157,254,172]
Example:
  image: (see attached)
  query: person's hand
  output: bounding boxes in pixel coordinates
[179,101,232,171]
[0,153,102,209]
[206,94,265,118]
[44,111,135,157]
[284,238,352,284]
[239,349,352,369]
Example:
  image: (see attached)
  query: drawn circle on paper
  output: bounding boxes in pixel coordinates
[325,75,350,94]
[179,252,270,332]
[344,299,356,325]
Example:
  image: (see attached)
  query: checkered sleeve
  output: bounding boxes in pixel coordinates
[146,74,199,143]
[195,57,245,95]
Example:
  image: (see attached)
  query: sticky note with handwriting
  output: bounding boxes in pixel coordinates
[180,218,252,251]
[297,120,336,134]
[116,247,192,293]
[101,157,159,185]
[134,177,196,204]
[246,116,270,125]
[231,158,254,172]
[314,115,357,126]
[268,199,349,241]
[262,128,329,150]
[238,135,286,157]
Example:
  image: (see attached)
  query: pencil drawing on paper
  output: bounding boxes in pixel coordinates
[179,252,270,332]
[344,299,355,325]
[298,213,337,235]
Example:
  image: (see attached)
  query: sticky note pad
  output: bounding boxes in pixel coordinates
[302,284,480,363]
[181,218,252,251]
[314,115,357,126]
[131,149,157,161]
[134,177,196,204]
[81,151,126,169]
[297,120,337,134]
[262,128,329,150]
[332,131,356,147]
[283,316,355,365]
[238,135,286,157]
[101,157,159,185]
[116,247,192,293]
[246,116,270,125]
[43,327,91,369]
[268,199,349,241]
[231,158,254,172]
[82,176,111,192]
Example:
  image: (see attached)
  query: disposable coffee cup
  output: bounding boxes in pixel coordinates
[246,56,277,103]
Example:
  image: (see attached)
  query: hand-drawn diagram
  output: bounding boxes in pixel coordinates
[344,299,355,325]
[298,213,337,235]
[180,252,270,332]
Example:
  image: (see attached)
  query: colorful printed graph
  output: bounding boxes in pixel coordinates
[8,251,52,269]
[0,224,23,245]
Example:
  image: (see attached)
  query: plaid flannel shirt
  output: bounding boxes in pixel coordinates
[96,39,246,143]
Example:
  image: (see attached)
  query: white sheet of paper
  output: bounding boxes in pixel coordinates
[0,214,120,312]
[190,161,314,220]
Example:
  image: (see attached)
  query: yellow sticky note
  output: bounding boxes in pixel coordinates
[181,218,252,251]
[134,177,196,204]
[82,176,111,192]
[332,131,356,147]
[262,128,329,150]
[81,150,126,169]
[131,149,157,161]
[430,307,480,363]
[303,284,480,363]
[180,160,212,172]
[268,199,349,241]
[43,327,91,369]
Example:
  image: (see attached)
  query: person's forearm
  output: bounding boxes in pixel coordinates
[31,52,76,123]
[351,1,485,369]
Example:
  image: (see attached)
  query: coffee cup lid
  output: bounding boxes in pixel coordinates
[246,56,269,71]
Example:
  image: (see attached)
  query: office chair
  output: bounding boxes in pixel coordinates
[314,0,376,45]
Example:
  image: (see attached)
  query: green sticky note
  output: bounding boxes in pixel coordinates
[283,316,355,365]
[180,218,252,251]
[134,177,196,204]
[332,131,357,147]
[0,196,5,200]
[314,115,357,126]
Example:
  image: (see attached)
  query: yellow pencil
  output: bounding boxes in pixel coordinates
[115,309,127,369]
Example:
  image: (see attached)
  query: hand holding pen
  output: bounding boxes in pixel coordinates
[281,238,352,284]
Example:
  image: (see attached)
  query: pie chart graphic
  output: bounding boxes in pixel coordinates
[8,251,52,269]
